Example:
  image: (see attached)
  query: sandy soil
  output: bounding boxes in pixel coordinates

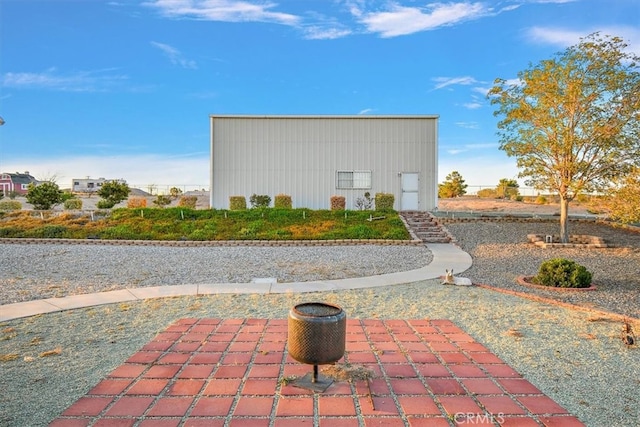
[438,196,598,216]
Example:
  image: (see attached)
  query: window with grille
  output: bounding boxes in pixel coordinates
[336,170,371,189]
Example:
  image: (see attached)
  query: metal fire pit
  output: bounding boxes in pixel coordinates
[288,302,346,392]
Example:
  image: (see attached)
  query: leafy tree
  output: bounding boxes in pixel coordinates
[169,187,183,199]
[604,166,640,224]
[438,171,468,198]
[489,33,640,242]
[26,181,63,210]
[153,194,172,208]
[496,178,519,199]
[97,180,130,209]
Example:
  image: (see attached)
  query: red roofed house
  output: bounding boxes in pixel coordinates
[0,171,39,196]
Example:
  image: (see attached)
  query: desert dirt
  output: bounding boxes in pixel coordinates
[438,196,598,216]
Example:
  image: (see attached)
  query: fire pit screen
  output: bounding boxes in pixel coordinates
[287,302,346,392]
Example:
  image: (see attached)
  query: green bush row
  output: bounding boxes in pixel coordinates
[230,193,395,210]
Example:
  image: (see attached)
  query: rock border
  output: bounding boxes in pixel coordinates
[515,275,597,291]
[0,237,424,247]
[526,233,609,249]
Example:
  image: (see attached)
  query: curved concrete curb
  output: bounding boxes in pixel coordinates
[0,243,472,322]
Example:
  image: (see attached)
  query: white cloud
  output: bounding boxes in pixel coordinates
[464,142,500,149]
[358,108,374,115]
[150,42,198,69]
[525,26,640,55]
[524,0,576,4]
[455,121,479,129]
[462,102,482,110]
[358,2,490,37]
[303,25,352,40]
[143,0,301,26]
[1,68,128,92]
[432,76,478,91]
[2,154,210,191]
[471,86,491,96]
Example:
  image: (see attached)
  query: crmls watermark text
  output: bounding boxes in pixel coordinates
[454,412,506,424]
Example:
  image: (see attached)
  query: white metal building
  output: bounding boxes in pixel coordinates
[209,115,438,211]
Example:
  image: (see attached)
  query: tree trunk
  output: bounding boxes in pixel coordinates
[559,196,570,243]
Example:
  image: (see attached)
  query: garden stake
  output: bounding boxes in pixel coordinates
[622,319,636,347]
[366,378,376,410]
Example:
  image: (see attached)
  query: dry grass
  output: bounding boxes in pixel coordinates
[505,328,525,338]
[39,347,62,358]
[0,353,20,362]
[322,362,375,382]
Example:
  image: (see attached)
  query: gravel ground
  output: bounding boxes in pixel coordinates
[445,221,640,319]
[0,221,639,426]
[0,245,432,305]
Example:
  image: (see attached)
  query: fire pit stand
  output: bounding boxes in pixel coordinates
[287,302,346,392]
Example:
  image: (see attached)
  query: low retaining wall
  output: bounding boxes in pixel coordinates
[527,234,609,248]
[0,238,424,247]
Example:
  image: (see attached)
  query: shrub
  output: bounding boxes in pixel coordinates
[35,225,67,238]
[533,258,592,288]
[127,197,148,208]
[64,198,83,210]
[330,196,345,210]
[496,178,519,199]
[169,187,183,199]
[274,194,292,209]
[97,180,130,207]
[229,196,247,210]
[0,200,22,211]
[97,200,116,209]
[477,188,497,199]
[249,194,271,208]
[153,194,172,208]
[26,181,63,210]
[375,193,395,210]
[535,195,548,204]
[355,192,373,210]
[178,196,198,208]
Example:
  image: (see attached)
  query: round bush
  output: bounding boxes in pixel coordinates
[64,198,83,210]
[533,258,592,288]
[97,200,117,209]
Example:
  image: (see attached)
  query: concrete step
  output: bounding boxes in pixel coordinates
[400,211,452,243]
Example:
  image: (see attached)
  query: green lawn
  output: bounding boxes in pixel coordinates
[0,207,410,241]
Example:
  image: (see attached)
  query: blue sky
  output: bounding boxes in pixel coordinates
[1,0,638,193]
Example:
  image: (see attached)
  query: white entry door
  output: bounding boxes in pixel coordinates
[401,173,419,210]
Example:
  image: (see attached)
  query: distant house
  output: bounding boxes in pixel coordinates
[0,172,38,195]
[72,177,127,193]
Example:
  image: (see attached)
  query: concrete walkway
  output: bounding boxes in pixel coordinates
[0,243,472,322]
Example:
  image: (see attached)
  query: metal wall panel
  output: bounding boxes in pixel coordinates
[210,116,438,211]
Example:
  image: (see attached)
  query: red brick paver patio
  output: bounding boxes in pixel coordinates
[50,318,584,426]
